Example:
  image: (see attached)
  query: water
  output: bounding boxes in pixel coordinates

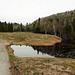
[11,42,75,58]
[11,45,54,58]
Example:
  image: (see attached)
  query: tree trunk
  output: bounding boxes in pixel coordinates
[53,25,56,35]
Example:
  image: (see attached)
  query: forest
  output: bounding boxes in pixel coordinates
[25,10,75,41]
[0,22,25,32]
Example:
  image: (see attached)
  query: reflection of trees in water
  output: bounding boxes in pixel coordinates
[32,42,75,59]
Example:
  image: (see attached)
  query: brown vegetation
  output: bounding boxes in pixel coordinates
[0,32,61,46]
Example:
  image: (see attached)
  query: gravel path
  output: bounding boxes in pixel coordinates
[0,40,11,75]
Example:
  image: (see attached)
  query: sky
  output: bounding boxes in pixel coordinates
[0,0,75,25]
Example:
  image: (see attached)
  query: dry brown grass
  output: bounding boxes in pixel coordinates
[0,32,61,46]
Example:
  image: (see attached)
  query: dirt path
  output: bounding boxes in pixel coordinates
[0,40,11,75]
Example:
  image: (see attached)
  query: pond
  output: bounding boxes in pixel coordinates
[11,45,55,58]
[11,41,75,58]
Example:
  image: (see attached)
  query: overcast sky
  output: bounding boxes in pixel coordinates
[0,0,75,25]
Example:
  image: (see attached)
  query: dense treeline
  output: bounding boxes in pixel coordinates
[0,22,13,32]
[25,10,75,41]
[0,22,25,32]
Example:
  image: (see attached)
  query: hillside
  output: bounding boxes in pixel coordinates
[26,10,75,42]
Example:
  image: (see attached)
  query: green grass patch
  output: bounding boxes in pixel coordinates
[9,54,18,61]
[33,72,40,75]
[43,58,55,63]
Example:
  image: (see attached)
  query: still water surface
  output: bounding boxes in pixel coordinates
[11,42,75,59]
[11,45,54,58]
